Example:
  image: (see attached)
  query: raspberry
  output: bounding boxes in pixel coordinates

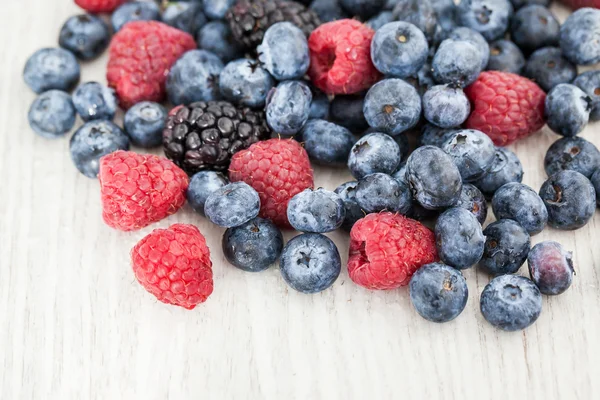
[228,138,314,228]
[107,21,196,109]
[308,19,381,95]
[348,212,438,290]
[131,224,213,310]
[560,0,600,9]
[99,151,189,231]
[465,71,546,146]
[75,0,126,13]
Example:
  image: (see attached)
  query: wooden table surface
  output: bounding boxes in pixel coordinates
[2,1,600,399]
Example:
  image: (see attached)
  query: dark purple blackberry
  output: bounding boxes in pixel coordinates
[226,0,321,49]
[163,101,271,174]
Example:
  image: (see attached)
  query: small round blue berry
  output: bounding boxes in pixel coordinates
[573,71,600,121]
[544,136,600,179]
[266,81,312,135]
[111,1,161,32]
[419,124,456,147]
[442,129,496,182]
[423,85,470,128]
[486,40,526,74]
[480,274,542,331]
[366,11,394,31]
[308,89,330,120]
[491,182,548,235]
[310,0,349,22]
[406,146,463,210]
[28,90,76,139]
[72,82,117,122]
[480,219,531,276]
[446,27,490,70]
[23,48,80,94]
[334,181,365,232]
[300,119,355,166]
[355,173,412,215]
[124,102,167,148]
[409,263,469,323]
[258,22,310,81]
[509,0,550,8]
[203,0,236,20]
[455,183,488,224]
[187,171,229,216]
[204,182,261,228]
[59,14,110,61]
[330,95,369,133]
[69,120,130,178]
[539,170,596,231]
[166,50,224,106]
[510,5,559,54]
[363,78,421,136]
[528,241,574,296]
[339,0,385,19]
[391,0,440,42]
[219,59,274,108]
[432,39,482,87]
[162,2,206,34]
[348,132,401,179]
[592,169,600,205]
[472,147,523,197]
[435,207,485,270]
[370,21,429,79]
[279,233,341,294]
[524,47,577,93]
[545,84,592,137]
[560,8,600,66]
[222,217,284,273]
[287,188,346,233]
[196,21,243,63]
[456,0,513,41]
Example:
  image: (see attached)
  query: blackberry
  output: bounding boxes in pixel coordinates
[163,101,271,175]
[226,0,321,50]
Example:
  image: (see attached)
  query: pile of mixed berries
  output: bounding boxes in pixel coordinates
[25,0,600,330]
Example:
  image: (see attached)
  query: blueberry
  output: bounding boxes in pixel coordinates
[348,132,401,179]
[196,21,243,63]
[72,82,117,122]
[491,182,548,235]
[419,124,456,147]
[510,5,559,55]
[334,181,365,231]
[539,170,596,231]
[330,95,369,133]
[423,85,470,129]
[355,173,412,214]
[442,129,496,182]
[435,207,485,269]
[486,40,526,74]
[187,171,229,215]
[300,119,355,166]
[432,39,482,87]
[123,102,167,148]
[472,147,524,196]
[287,188,346,233]
[545,84,592,137]
[409,263,469,323]
[509,0,550,8]
[367,11,394,31]
[59,14,110,61]
[528,241,574,296]
[28,90,76,139]
[162,2,206,34]
[204,182,261,228]
[573,71,600,121]
[446,27,490,70]
[266,80,312,135]
[431,0,459,34]
[456,0,513,41]
[69,120,130,178]
[480,274,542,331]
[111,1,161,32]
[258,22,310,81]
[392,162,408,183]
[339,0,385,19]
[524,47,577,93]
[23,48,80,94]
[592,169,600,205]
[280,233,341,294]
[560,8,600,66]
[392,0,440,43]
[371,22,429,78]
[308,88,330,120]
[456,183,488,224]
[310,0,349,22]
[406,146,463,210]
[479,219,530,276]
[544,136,600,179]
[416,60,436,93]
[202,0,236,20]
[222,217,283,272]
[363,78,421,136]
[219,59,274,108]
[166,50,224,106]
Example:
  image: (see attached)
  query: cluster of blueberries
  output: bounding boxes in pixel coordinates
[21,0,600,332]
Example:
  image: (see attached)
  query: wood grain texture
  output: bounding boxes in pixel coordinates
[1,2,600,399]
